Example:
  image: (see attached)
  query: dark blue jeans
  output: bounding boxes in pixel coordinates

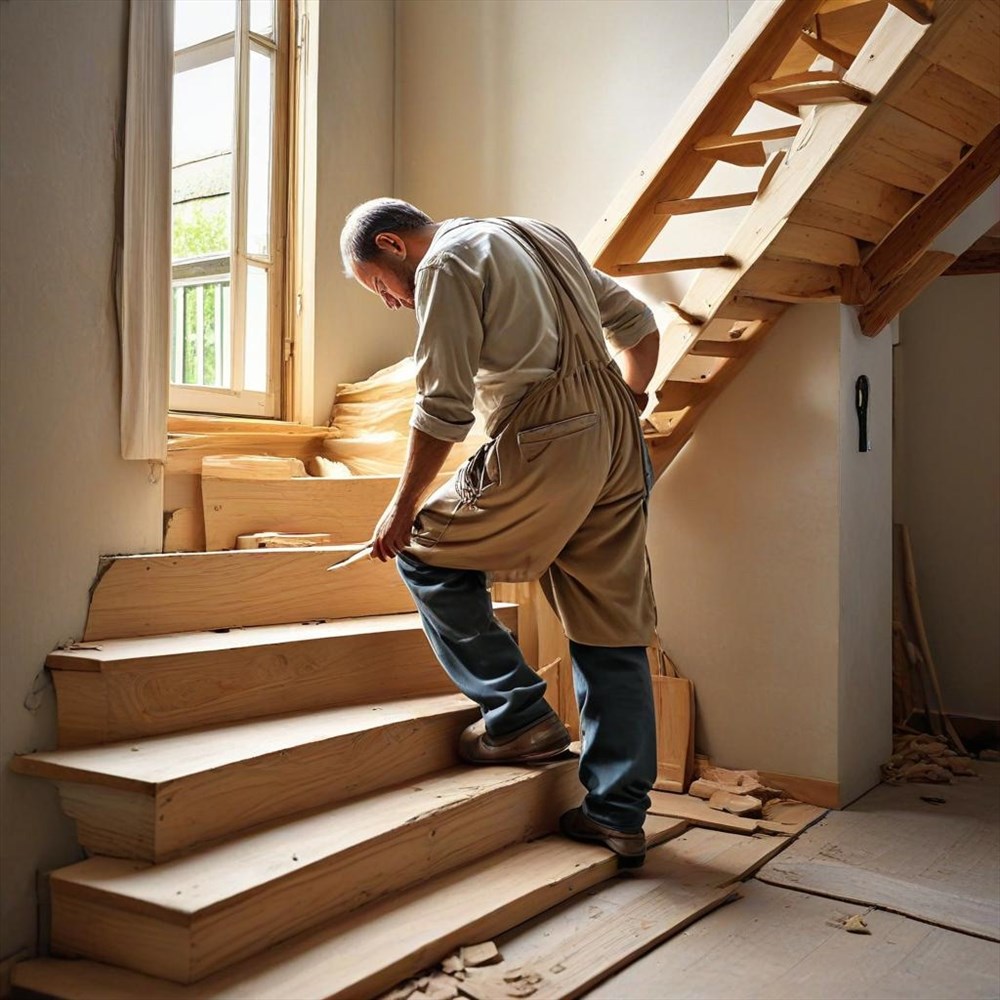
[397,553,655,831]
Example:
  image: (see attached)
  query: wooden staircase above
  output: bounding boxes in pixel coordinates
[584,0,1000,477]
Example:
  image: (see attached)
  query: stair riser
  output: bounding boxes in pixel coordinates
[84,550,415,641]
[51,765,585,983]
[55,709,478,862]
[51,606,516,747]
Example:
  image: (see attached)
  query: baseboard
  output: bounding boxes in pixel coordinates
[759,770,841,809]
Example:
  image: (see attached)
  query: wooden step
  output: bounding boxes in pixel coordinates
[694,126,800,167]
[49,762,584,983]
[653,192,756,215]
[14,816,686,999]
[47,605,517,747]
[12,694,479,861]
[83,547,415,641]
[750,72,871,113]
[613,255,736,277]
[202,472,451,552]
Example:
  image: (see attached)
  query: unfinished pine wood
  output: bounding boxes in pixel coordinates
[814,0,892,57]
[800,28,857,68]
[588,880,1000,1000]
[757,766,1000,940]
[844,104,966,194]
[614,255,735,277]
[655,380,709,412]
[750,72,871,114]
[735,257,842,302]
[49,607,516,746]
[768,220,861,265]
[653,192,756,215]
[758,769,841,808]
[919,0,1000,99]
[648,790,759,834]
[688,338,753,359]
[652,675,695,793]
[161,508,204,553]
[14,694,478,861]
[887,0,932,24]
[200,454,308,479]
[585,1,825,270]
[201,473,450,551]
[864,125,1000,292]
[859,249,956,334]
[50,762,584,983]
[13,818,685,1000]
[757,799,828,835]
[887,57,1000,146]
[694,126,800,167]
[82,547,415,641]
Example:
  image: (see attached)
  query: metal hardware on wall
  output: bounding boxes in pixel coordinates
[855,375,870,452]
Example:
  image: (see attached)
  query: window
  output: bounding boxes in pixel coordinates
[170,0,291,417]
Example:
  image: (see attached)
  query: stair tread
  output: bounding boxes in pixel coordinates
[52,761,579,918]
[12,693,475,790]
[49,605,517,670]
[18,816,685,999]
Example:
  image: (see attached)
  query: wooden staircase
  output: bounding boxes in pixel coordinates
[583,0,1000,478]
[11,1,999,996]
[12,545,698,997]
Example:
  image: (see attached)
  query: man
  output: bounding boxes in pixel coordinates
[340,198,660,868]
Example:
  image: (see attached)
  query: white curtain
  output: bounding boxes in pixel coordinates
[118,0,173,462]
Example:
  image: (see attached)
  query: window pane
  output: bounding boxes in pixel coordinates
[171,277,231,388]
[244,265,269,393]
[175,0,236,52]
[173,56,235,167]
[246,47,274,257]
[249,0,275,39]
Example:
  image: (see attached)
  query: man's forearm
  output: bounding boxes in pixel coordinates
[618,329,660,394]
[395,426,455,513]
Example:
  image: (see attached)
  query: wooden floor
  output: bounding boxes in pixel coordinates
[587,763,1000,999]
[474,764,999,1000]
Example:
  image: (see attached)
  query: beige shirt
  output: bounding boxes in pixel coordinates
[411,217,657,442]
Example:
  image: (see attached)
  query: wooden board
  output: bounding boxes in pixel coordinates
[49,607,516,746]
[82,547,415,641]
[162,507,204,553]
[462,827,795,1000]
[587,879,1000,1000]
[648,790,759,834]
[859,249,956,335]
[50,763,585,982]
[756,765,1000,940]
[201,473,450,551]
[12,817,685,1000]
[14,694,478,861]
[652,675,695,793]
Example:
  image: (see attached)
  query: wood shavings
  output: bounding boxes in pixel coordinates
[441,954,464,975]
[979,749,1000,762]
[842,914,871,934]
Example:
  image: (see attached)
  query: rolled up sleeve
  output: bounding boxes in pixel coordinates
[586,267,658,353]
[410,256,483,443]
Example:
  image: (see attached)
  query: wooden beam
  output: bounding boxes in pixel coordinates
[614,255,736,277]
[655,381,709,412]
[800,29,856,68]
[859,250,956,335]
[814,0,891,57]
[688,339,753,359]
[653,192,756,215]
[585,0,824,270]
[694,126,800,167]
[769,221,861,265]
[864,125,1000,292]
[736,257,843,302]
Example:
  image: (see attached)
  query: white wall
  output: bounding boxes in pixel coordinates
[897,275,1000,720]
[307,0,414,424]
[0,0,163,961]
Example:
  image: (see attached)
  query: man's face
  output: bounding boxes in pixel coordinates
[351,240,417,311]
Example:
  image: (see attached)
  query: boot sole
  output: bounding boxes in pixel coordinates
[459,741,572,766]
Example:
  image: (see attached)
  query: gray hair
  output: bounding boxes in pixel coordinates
[340,198,433,274]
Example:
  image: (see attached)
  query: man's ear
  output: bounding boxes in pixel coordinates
[374,232,405,259]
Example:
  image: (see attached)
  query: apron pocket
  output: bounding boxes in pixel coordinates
[516,411,598,463]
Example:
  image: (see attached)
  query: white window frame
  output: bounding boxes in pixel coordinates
[170,0,291,418]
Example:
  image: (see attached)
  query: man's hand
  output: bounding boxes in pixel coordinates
[370,500,417,561]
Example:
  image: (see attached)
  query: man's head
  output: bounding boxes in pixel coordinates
[340,198,437,310]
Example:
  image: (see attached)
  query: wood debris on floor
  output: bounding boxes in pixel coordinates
[883,730,978,784]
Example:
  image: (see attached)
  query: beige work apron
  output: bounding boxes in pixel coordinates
[404,218,656,648]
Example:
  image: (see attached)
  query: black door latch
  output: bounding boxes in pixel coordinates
[855,375,870,453]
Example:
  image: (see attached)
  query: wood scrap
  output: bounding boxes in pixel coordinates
[236,532,335,549]
[459,942,502,968]
[649,639,695,793]
[708,791,762,815]
[758,799,827,835]
[882,732,977,784]
[840,913,872,935]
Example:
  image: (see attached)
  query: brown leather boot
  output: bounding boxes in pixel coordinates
[458,713,571,765]
[559,807,646,868]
